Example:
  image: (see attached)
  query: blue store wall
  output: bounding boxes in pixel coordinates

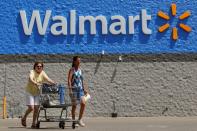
[0,0,196,54]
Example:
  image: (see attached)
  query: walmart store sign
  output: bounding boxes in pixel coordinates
[20,9,152,36]
[0,0,195,54]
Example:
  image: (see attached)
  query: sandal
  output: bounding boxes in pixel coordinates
[31,124,37,129]
[21,118,26,127]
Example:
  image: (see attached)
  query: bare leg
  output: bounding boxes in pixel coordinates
[32,105,39,126]
[72,105,77,120]
[71,95,77,120]
[79,97,86,120]
[23,105,34,119]
[21,106,34,126]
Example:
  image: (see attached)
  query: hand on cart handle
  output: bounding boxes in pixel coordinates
[35,83,42,90]
[36,83,42,86]
[43,82,57,86]
[52,82,57,86]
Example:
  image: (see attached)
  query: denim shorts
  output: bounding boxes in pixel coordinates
[72,87,84,102]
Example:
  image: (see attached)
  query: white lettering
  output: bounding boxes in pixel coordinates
[141,9,152,34]
[20,10,51,35]
[70,10,76,35]
[20,9,153,36]
[110,16,126,35]
[51,16,67,35]
[129,15,140,34]
[79,15,107,35]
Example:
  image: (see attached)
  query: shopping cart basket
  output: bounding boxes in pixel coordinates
[36,83,80,129]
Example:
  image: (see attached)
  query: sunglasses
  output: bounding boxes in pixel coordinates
[36,66,43,68]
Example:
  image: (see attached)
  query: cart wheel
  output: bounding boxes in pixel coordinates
[36,122,40,129]
[72,122,76,129]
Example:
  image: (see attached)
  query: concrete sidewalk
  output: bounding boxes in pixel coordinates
[0,117,197,131]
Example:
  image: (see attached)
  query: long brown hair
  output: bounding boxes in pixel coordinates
[72,56,80,67]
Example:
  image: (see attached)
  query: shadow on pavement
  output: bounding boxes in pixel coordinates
[8,125,74,130]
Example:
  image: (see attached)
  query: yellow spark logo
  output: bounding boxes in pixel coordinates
[157,3,192,40]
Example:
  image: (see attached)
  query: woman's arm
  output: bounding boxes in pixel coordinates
[68,69,73,89]
[68,69,73,98]
[29,70,39,86]
[42,71,55,85]
[81,71,89,94]
[82,80,89,95]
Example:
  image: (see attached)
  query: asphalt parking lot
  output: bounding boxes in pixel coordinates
[1,117,197,131]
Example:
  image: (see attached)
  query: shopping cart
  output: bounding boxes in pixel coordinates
[36,83,80,129]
